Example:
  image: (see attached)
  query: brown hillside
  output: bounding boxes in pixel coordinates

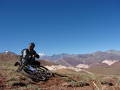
[0,53,19,62]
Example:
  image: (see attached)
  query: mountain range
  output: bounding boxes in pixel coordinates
[1,50,120,67]
[40,50,120,66]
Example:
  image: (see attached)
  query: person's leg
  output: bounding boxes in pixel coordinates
[14,56,22,67]
[17,59,28,72]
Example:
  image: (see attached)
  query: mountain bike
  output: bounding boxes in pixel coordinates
[15,61,53,82]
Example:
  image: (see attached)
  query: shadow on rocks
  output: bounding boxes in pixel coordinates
[101,81,114,86]
[12,82,27,87]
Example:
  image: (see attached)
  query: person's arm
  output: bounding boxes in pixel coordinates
[36,53,40,58]
[34,51,40,58]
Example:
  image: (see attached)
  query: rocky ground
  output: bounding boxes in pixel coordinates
[0,59,120,90]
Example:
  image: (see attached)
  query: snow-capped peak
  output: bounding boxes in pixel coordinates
[5,51,9,53]
[3,51,16,55]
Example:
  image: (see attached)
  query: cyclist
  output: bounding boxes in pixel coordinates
[16,42,40,72]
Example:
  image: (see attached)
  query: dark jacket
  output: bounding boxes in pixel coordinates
[21,49,40,64]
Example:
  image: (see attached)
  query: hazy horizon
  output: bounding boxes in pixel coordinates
[2,49,120,56]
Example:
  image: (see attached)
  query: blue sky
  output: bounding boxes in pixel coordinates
[0,0,120,55]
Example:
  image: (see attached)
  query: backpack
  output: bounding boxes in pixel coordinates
[21,49,29,58]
